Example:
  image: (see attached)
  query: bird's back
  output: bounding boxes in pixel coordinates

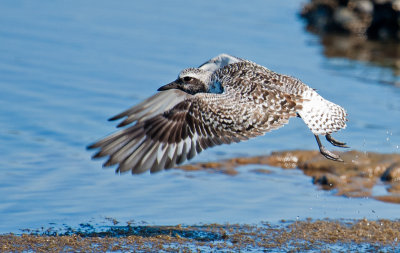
[209,61,304,135]
[214,61,311,96]
[213,61,347,136]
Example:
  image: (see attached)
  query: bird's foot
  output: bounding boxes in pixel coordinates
[319,144,344,162]
[326,134,349,148]
[315,135,344,162]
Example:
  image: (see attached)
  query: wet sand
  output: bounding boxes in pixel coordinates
[2,219,399,252]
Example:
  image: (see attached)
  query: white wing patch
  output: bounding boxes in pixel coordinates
[199,53,243,72]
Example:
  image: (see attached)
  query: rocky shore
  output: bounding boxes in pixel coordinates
[179,150,400,204]
[301,0,400,80]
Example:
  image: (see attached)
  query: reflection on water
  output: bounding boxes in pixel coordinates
[321,34,400,84]
[301,0,400,41]
[0,0,399,234]
[301,0,400,83]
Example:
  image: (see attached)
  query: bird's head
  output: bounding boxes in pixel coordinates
[158,68,213,95]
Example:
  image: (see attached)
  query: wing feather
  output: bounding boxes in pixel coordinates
[88,60,306,174]
[89,92,249,173]
[110,90,190,127]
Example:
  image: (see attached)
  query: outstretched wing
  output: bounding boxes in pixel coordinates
[108,90,190,127]
[198,53,245,72]
[87,90,248,174]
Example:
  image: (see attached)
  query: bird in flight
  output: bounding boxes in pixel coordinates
[88,54,348,174]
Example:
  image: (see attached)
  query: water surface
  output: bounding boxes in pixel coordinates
[0,0,399,233]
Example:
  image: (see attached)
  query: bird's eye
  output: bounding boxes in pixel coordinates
[183,76,192,82]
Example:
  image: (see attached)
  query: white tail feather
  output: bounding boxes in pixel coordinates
[298,92,347,135]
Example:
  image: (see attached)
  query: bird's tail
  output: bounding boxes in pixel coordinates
[298,93,347,136]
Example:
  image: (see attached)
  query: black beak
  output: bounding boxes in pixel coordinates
[157,79,181,91]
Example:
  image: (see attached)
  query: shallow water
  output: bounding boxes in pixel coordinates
[0,0,399,234]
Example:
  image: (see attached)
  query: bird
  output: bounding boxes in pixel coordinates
[88,54,348,174]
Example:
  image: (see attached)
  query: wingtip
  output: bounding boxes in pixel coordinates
[87,143,97,150]
[103,158,115,167]
[116,121,129,128]
[108,115,120,121]
[92,151,104,159]
[109,111,128,121]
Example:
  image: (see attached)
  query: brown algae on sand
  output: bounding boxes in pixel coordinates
[2,219,400,252]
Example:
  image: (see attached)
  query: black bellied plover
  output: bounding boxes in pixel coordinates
[88,54,348,174]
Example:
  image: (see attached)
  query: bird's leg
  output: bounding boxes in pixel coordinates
[314,135,343,162]
[325,134,349,148]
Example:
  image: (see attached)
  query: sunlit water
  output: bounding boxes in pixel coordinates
[0,0,399,234]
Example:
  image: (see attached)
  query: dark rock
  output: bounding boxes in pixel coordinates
[301,0,400,40]
[367,1,400,40]
[381,162,400,181]
[312,172,342,189]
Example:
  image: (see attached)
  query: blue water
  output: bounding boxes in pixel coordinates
[1,0,400,234]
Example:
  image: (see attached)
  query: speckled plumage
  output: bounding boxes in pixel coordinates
[88,54,348,174]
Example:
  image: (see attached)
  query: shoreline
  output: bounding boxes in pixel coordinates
[2,218,399,252]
